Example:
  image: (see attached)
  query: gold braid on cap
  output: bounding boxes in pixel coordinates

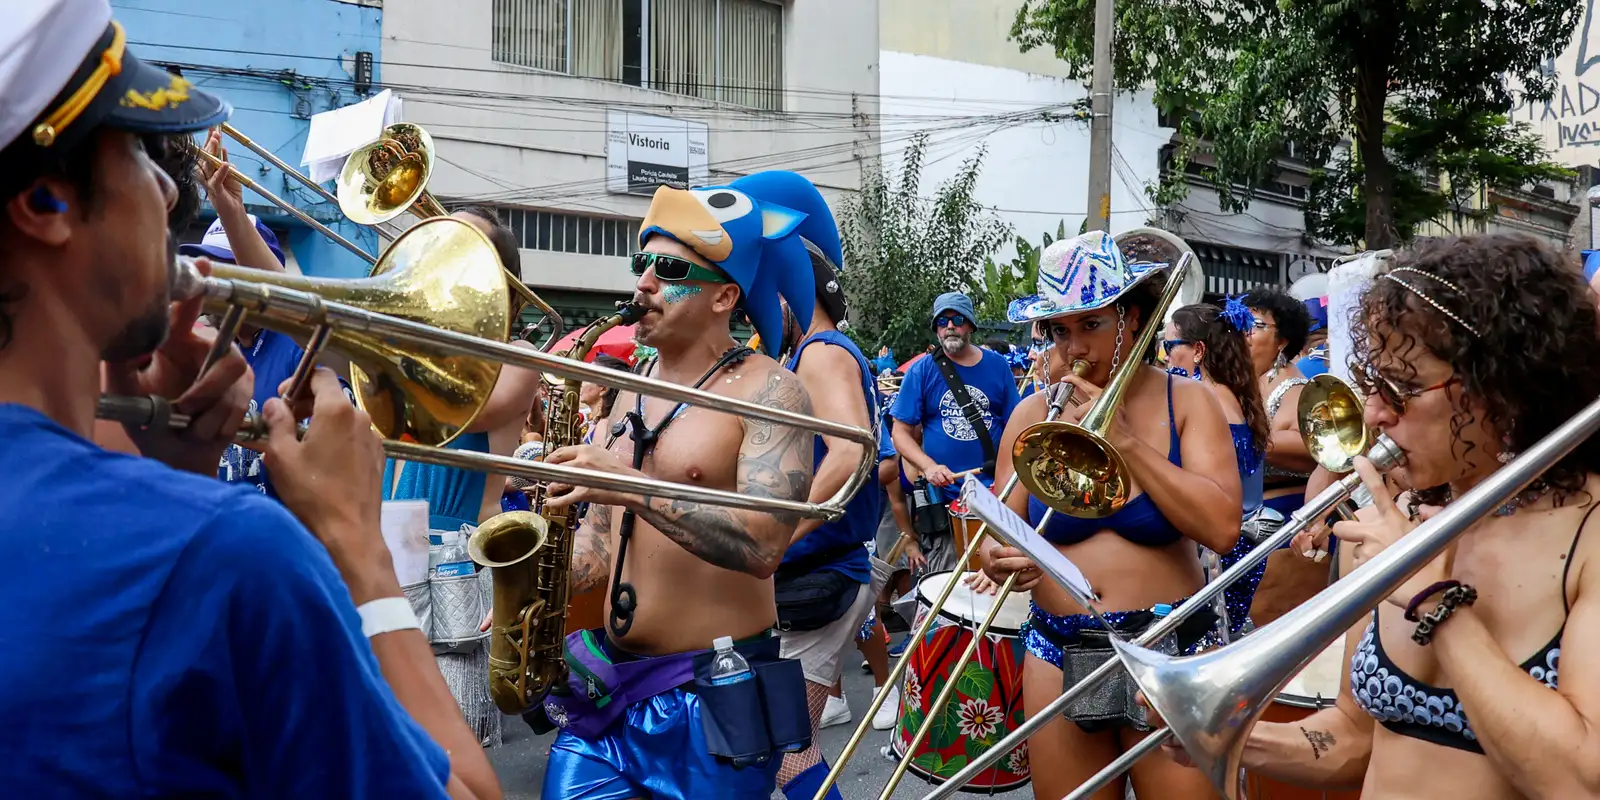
[1380,267,1481,338]
[32,22,128,147]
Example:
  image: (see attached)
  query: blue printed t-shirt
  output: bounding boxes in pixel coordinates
[889,347,1019,486]
[0,404,451,798]
[218,330,353,500]
[780,332,877,583]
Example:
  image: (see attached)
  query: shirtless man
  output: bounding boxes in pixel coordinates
[537,181,821,800]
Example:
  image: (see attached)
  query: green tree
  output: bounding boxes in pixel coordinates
[840,134,1013,361]
[1010,0,1581,248]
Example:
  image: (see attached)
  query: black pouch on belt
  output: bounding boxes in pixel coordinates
[691,634,813,769]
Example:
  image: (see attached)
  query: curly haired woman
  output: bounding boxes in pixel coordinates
[1158,233,1600,799]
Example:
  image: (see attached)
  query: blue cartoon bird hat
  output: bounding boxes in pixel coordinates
[638,182,815,357]
[730,170,848,328]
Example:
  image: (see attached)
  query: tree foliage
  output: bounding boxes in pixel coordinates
[840,134,1013,361]
[1010,0,1582,248]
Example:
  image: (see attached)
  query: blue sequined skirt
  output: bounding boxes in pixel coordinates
[1021,598,1224,669]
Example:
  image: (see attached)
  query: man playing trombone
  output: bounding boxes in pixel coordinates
[0,3,500,797]
[1154,234,1600,799]
[534,181,822,800]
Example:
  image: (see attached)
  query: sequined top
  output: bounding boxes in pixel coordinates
[1350,504,1591,754]
[1263,376,1311,484]
[1231,423,1264,516]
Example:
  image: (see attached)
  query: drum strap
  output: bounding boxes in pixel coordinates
[606,346,755,639]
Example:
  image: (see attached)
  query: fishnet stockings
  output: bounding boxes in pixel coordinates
[776,680,832,786]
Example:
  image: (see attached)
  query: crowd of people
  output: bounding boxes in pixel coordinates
[4,4,1600,800]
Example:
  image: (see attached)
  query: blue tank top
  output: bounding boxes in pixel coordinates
[780,331,877,583]
[1232,423,1264,516]
[1028,373,1184,547]
[382,431,490,532]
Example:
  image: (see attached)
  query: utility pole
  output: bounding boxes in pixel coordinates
[1086,0,1114,232]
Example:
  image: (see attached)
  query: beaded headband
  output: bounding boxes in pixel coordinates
[1379,267,1481,337]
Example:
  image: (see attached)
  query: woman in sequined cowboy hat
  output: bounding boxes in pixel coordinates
[1156,232,1600,800]
[979,231,1244,799]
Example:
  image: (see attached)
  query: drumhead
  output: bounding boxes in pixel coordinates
[914,570,1032,636]
[1279,637,1344,709]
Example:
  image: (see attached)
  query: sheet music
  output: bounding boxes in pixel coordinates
[960,474,1098,607]
[302,89,399,183]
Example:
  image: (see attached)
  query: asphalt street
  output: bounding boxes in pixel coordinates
[485,641,992,800]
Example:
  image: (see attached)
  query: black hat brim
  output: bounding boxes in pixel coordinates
[94,47,230,137]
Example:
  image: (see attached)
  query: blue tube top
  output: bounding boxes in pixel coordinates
[1028,374,1184,547]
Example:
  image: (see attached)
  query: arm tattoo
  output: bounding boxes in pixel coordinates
[632,370,814,576]
[569,503,614,593]
[1300,727,1336,760]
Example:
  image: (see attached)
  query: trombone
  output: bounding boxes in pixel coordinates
[96,217,877,520]
[918,375,1404,799]
[1090,395,1600,800]
[196,122,565,350]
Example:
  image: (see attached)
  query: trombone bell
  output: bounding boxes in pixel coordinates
[206,217,509,445]
[338,123,446,225]
[1298,374,1370,474]
[1013,422,1130,517]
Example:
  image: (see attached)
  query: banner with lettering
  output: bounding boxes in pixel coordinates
[606,110,710,196]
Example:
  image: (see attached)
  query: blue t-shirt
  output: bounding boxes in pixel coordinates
[889,347,1019,484]
[781,332,877,583]
[0,404,451,797]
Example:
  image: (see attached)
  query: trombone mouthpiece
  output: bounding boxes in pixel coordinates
[1070,359,1091,376]
[170,256,206,302]
[1367,433,1406,472]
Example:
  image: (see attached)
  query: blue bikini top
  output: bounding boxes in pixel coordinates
[1028,373,1184,547]
[1350,503,1593,754]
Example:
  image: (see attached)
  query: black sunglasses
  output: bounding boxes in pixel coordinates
[630,252,729,283]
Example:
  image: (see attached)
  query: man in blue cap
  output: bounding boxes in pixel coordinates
[0,2,499,797]
[889,291,1019,574]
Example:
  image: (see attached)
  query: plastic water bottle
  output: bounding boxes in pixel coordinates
[433,529,475,578]
[709,636,753,686]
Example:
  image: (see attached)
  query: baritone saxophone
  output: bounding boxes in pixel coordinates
[468,301,647,715]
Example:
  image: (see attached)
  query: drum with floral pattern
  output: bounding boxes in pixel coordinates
[891,570,1031,792]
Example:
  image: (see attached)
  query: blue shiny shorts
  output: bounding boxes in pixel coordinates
[543,688,784,800]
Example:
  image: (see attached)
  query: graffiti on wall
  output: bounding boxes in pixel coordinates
[1515,0,1600,163]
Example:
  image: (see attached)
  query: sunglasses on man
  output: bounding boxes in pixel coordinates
[630,252,730,283]
[935,314,969,329]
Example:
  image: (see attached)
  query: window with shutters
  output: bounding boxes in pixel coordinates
[491,0,783,111]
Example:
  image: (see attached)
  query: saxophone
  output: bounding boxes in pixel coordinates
[468,301,647,715]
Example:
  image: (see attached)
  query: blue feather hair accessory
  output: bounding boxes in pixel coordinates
[1005,348,1032,370]
[1220,295,1256,335]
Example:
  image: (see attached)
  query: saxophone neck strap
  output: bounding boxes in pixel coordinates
[607,344,755,638]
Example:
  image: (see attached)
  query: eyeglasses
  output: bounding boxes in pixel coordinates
[1161,338,1190,355]
[935,314,969,329]
[1244,318,1276,336]
[1358,364,1459,414]
[630,252,730,283]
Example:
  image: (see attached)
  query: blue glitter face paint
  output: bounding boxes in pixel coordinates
[662,284,702,305]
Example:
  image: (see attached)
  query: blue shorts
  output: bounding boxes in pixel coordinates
[543,687,784,800]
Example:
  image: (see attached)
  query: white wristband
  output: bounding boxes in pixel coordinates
[358,596,422,638]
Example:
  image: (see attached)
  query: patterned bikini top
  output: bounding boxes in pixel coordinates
[1350,504,1592,754]
[1263,376,1311,483]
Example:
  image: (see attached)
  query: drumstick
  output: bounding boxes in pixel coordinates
[882,532,911,566]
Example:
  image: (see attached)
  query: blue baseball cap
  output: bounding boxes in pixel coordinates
[178,214,286,266]
[931,292,976,326]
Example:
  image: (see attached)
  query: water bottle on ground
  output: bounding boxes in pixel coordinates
[709,636,753,686]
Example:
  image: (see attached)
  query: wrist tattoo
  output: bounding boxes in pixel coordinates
[1300,727,1335,760]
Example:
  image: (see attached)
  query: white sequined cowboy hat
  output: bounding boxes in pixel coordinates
[1006,231,1171,323]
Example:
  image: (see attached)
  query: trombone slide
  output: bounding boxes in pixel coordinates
[917,435,1405,800]
[190,146,376,266]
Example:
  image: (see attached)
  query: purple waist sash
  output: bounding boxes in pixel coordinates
[542,629,697,740]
